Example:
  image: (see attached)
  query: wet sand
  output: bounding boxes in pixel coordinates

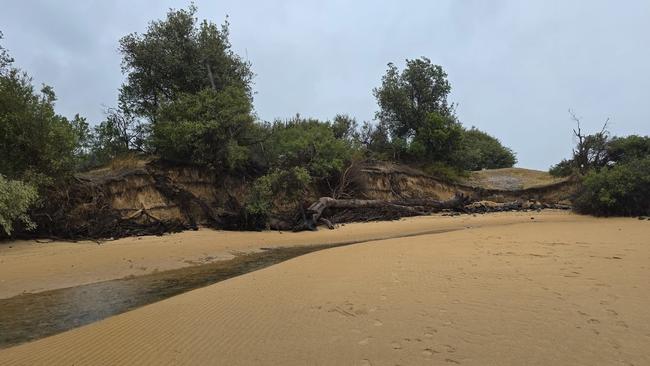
[1,212,649,365]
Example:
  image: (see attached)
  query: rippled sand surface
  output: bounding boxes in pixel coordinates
[1,212,648,365]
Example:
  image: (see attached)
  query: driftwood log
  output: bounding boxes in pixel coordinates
[297,193,470,231]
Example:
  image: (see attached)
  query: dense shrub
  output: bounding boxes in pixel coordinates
[151,87,257,171]
[406,112,463,164]
[245,167,312,217]
[0,175,38,235]
[574,157,650,216]
[454,128,516,171]
[606,135,650,164]
[549,159,574,177]
[245,117,356,222]
[0,70,82,184]
[262,117,353,179]
[80,107,147,169]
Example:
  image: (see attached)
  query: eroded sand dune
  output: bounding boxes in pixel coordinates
[1,213,649,365]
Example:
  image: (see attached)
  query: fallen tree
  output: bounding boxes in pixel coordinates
[292,194,573,231]
[7,159,574,240]
[297,193,471,231]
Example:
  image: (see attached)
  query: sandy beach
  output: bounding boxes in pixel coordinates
[0,211,572,299]
[1,212,649,365]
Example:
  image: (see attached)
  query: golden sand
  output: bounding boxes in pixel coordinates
[0,211,568,299]
[1,212,649,365]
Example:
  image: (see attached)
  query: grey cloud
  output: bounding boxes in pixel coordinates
[1,0,648,169]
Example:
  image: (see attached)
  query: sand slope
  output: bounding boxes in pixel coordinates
[1,214,649,365]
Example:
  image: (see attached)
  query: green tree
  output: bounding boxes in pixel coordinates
[550,112,611,176]
[118,5,254,121]
[374,57,453,140]
[0,69,80,184]
[549,159,574,177]
[151,86,256,171]
[330,114,359,142]
[246,116,355,221]
[407,112,463,163]
[0,32,87,235]
[357,121,393,159]
[372,58,465,166]
[454,128,517,170]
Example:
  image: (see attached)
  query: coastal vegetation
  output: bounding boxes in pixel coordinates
[0,6,646,237]
[549,113,650,216]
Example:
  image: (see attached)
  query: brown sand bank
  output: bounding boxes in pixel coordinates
[1,213,648,365]
[0,211,570,299]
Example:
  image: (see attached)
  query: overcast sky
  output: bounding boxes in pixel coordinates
[1,0,648,169]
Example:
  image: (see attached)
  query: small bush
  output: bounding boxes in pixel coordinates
[0,175,38,235]
[263,117,353,180]
[574,157,650,216]
[549,159,575,177]
[454,128,517,171]
[245,167,312,223]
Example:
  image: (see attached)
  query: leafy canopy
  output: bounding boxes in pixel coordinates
[574,157,650,217]
[550,134,650,177]
[372,58,466,166]
[119,5,254,121]
[0,58,82,184]
[371,58,516,175]
[455,128,517,171]
[374,57,453,140]
[406,112,463,163]
[82,107,147,168]
[0,31,90,235]
[246,116,356,220]
[151,86,256,171]
[263,116,353,179]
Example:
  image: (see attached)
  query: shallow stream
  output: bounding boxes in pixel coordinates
[0,243,350,349]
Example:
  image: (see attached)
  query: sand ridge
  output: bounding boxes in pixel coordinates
[1,213,648,365]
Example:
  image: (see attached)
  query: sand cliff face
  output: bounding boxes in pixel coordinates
[357,163,575,203]
[19,161,576,239]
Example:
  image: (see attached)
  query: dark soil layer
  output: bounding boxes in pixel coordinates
[8,161,576,240]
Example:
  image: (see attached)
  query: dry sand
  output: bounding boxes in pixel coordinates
[0,212,568,299]
[1,212,649,365]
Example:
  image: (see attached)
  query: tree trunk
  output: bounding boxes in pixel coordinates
[298,193,469,231]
